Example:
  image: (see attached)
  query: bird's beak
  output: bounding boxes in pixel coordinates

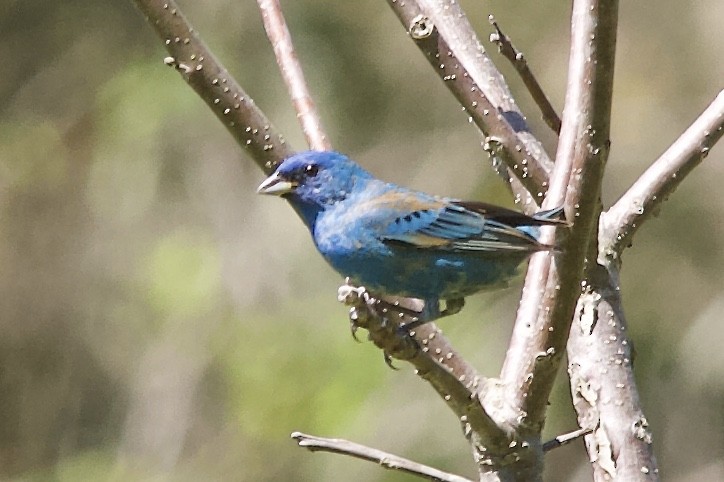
[257,173,296,196]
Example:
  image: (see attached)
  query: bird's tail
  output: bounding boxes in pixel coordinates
[530,207,569,252]
[532,206,569,226]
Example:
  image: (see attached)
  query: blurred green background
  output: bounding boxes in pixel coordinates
[0,0,722,480]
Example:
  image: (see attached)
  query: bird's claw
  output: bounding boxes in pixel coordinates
[383,351,399,370]
[349,316,361,342]
[338,281,426,368]
[348,305,371,340]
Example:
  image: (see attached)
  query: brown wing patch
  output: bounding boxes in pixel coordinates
[357,190,446,213]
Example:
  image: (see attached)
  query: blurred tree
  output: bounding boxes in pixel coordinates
[0,0,722,481]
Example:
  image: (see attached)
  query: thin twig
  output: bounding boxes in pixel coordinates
[501,0,619,435]
[488,16,562,134]
[256,0,332,151]
[542,426,593,452]
[386,0,552,209]
[292,432,474,482]
[601,89,724,259]
[132,0,292,173]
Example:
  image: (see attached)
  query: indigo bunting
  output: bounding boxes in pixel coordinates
[258,151,565,325]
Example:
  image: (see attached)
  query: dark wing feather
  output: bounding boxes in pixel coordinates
[452,201,568,227]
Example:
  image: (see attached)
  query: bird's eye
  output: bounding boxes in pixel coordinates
[305,164,319,177]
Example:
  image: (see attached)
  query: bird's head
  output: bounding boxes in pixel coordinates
[257,151,373,216]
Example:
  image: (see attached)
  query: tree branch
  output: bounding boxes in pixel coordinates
[292,432,474,482]
[132,0,292,173]
[488,16,562,134]
[385,0,552,209]
[499,0,619,460]
[563,71,724,482]
[256,0,332,151]
[600,89,724,259]
[338,287,513,455]
[384,2,620,479]
[132,2,675,481]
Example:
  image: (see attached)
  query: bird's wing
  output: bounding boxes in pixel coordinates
[357,191,558,253]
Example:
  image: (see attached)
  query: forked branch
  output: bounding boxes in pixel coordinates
[134,0,512,472]
[500,0,618,437]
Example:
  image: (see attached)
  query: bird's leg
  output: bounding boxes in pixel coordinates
[441,298,465,317]
[400,298,466,331]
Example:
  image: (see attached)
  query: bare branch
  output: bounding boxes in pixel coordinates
[385,0,552,209]
[601,89,724,259]
[256,0,332,151]
[500,0,618,435]
[568,263,659,481]
[578,87,724,482]
[132,0,292,173]
[542,426,593,452]
[488,16,562,134]
[292,432,474,482]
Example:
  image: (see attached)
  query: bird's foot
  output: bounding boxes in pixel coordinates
[337,280,420,367]
[400,298,465,331]
[338,282,400,334]
[338,282,419,331]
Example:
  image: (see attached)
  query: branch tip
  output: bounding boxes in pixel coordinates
[487,15,562,134]
[291,431,474,482]
[542,426,594,452]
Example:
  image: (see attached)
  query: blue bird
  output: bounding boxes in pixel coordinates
[258,151,565,327]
